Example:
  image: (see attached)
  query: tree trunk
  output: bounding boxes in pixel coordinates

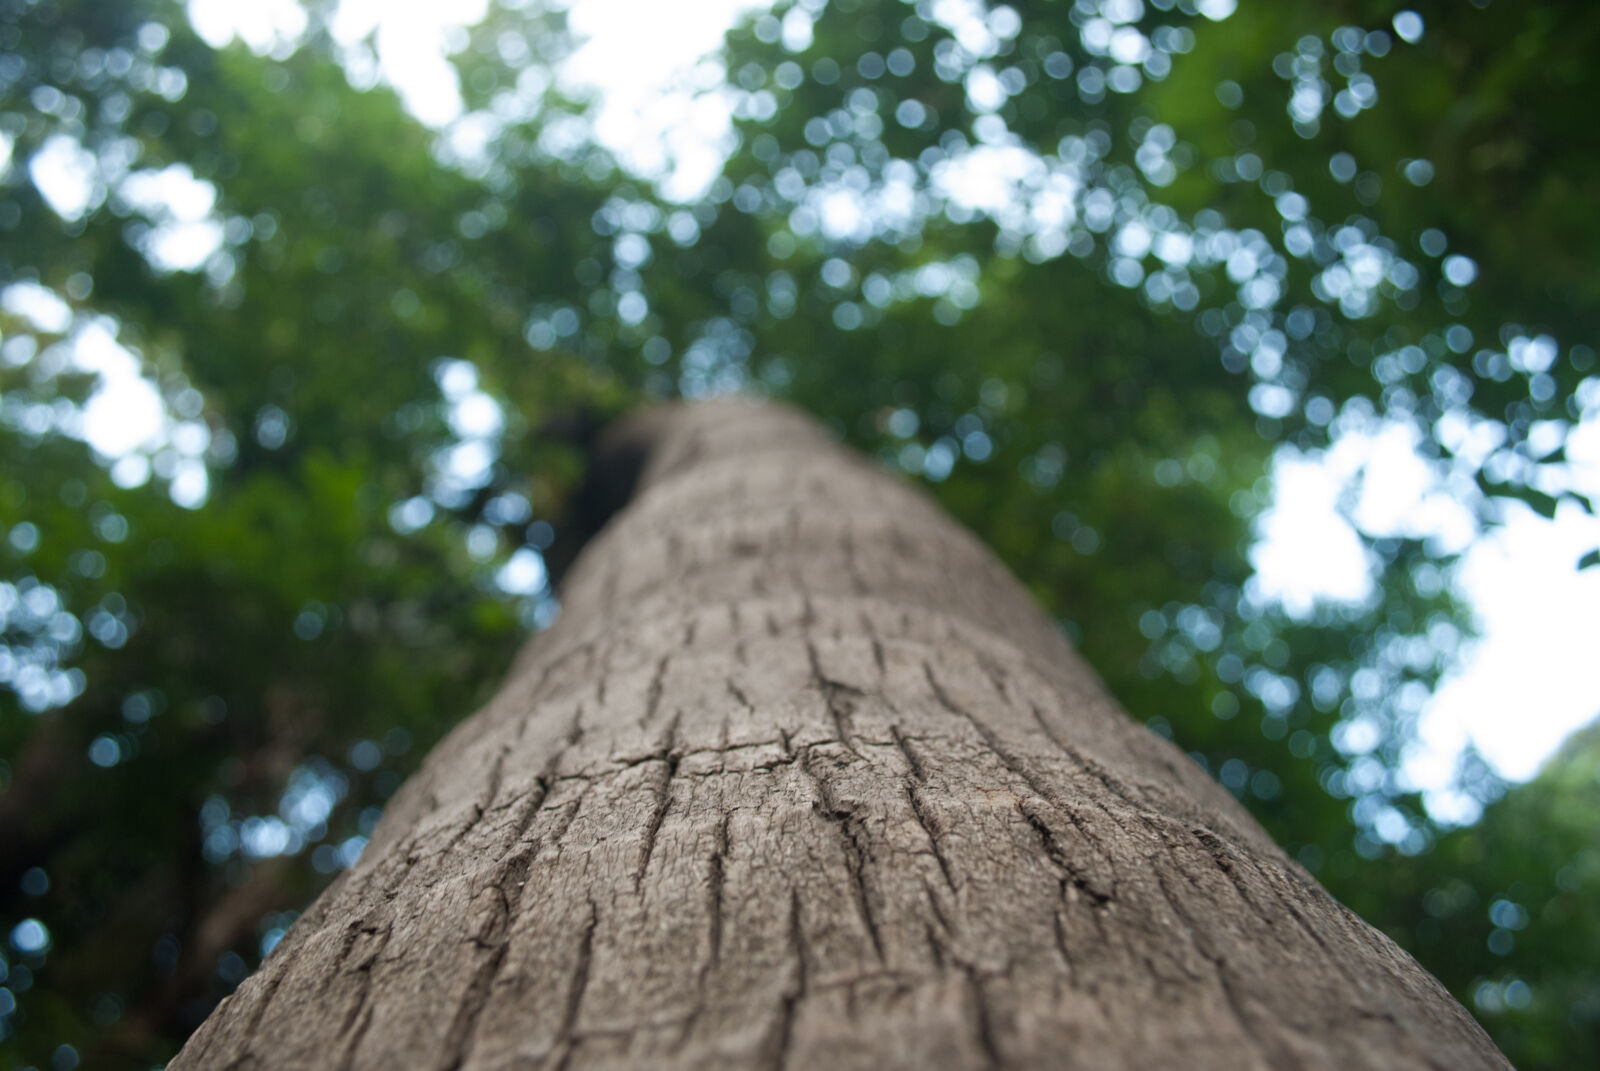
[174,400,1506,1070]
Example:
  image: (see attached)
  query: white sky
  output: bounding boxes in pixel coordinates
[16,0,1598,806]
[564,0,767,199]
[1257,422,1600,797]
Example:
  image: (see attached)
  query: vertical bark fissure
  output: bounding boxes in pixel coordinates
[888,725,926,782]
[858,609,888,679]
[1148,860,1278,1069]
[634,711,682,891]
[438,943,510,1071]
[1049,905,1078,985]
[484,746,509,813]
[905,783,958,893]
[961,965,1004,1070]
[806,639,864,755]
[922,874,956,939]
[840,525,870,596]
[551,899,600,1069]
[798,746,887,964]
[1028,702,1152,814]
[974,651,1013,707]
[725,677,754,712]
[510,708,585,843]
[920,660,1055,804]
[1017,802,1113,907]
[336,1006,375,1071]
[642,654,671,728]
[706,811,731,968]
[923,921,947,968]
[766,890,810,1071]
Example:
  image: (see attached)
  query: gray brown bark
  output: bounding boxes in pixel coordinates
[174,399,1507,1070]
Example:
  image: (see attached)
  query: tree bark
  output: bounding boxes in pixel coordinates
[174,399,1506,1070]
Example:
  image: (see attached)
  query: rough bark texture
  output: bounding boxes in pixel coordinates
[175,400,1507,1070]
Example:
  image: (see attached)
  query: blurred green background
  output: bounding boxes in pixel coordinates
[1,0,1596,1066]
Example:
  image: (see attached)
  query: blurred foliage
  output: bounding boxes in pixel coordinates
[1343,723,1600,1070]
[0,0,1594,1067]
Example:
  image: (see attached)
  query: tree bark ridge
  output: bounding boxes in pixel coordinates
[174,399,1507,1070]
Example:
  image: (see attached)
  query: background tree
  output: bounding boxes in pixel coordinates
[0,0,1594,1067]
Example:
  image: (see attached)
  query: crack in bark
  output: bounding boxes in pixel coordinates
[1250,854,1384,1008]
[438,832,553,1070]
[707,812,731,967]
[975,651,1012,705]
[924,922,947,968]
[511,775,554,843]
[321,912,394,1065]
[889,725,927,783]
[510,709,586,845]
[471,849,535,949]
[838,815,885,963]
[921,661,1053,802]
[564,902,600,1039]
[906,784,957,893]
[335,1005,375,1071]
[808,640,864,756]
[438,943,510,1071]
[726,677,755,712]
[798,748,886,964]
[924,660,1117,903]
[642,654,671,727]
[766,889,810,1071]
[1149,847,1283,1069]
[896,723,953,890]
[1052,803,1119,896]
[439,803,488,861]
[548,899,601,1071]
[1018,804,1112,907]
[484,746,509,814]
[1029,702,1150,815]
[634,711,682,891]
[961,965,1003,1069]
[1189,826,1274,922]
[857,609,888,678]
[840,526,869,596]
[1051,906,1079,985]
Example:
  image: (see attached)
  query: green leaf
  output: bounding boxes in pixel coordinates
[1524,490,1562,519]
